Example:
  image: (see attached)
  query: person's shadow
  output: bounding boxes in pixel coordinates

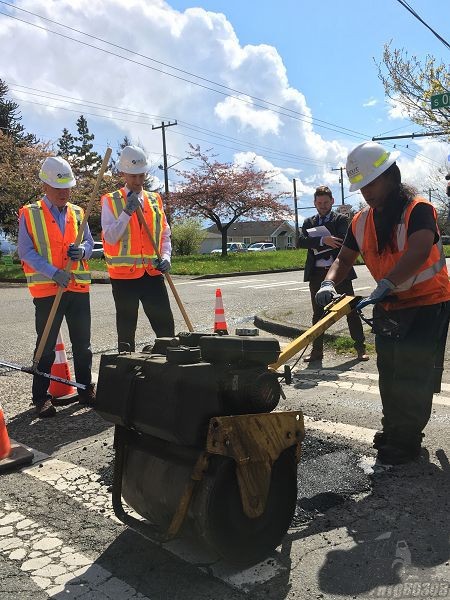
[6,401,112,456]
[284,449,450,596]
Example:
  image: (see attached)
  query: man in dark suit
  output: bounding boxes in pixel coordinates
[298,185,368,362]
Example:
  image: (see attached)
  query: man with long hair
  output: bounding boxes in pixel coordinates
[316,141,450,465]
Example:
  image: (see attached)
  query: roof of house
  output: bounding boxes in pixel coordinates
[205,220,294,237]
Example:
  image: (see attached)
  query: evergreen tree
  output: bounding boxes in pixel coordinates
[57,127,75,159]
[73,115,102,175]
[0,79,36,145]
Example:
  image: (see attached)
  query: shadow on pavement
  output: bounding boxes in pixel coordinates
[285,449,450,597]
[6,402,112,456]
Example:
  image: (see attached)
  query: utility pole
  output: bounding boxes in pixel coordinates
[425,188,438,202]
[332,167,345,205]
[292,179,299,247]
[152,120,177,223]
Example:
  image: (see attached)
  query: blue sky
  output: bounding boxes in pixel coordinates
[1,0,449,219]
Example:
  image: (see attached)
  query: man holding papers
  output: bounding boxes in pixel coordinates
[297,185,368,362]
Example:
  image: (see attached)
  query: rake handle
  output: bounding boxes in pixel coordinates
[136,205,194,332]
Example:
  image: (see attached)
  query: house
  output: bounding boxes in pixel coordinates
[201,220,296,253]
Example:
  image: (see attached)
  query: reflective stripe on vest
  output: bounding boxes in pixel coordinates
[352,199,446,292]
[21,200,91,296]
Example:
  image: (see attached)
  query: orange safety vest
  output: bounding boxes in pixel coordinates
[20,200,91,298]
[101,188,167,279]
[352,197,450,310]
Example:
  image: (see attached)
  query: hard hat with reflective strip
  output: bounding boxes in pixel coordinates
[346,141,399,192]
[117,145,150,174]
[39,156,76,189]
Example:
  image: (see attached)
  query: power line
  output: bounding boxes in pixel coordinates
[395,0,450,51]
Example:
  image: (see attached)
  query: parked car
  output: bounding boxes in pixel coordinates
[211,242,247,254]
[441,235,450,245]
[247,242,277,252]
[91,241,104,259]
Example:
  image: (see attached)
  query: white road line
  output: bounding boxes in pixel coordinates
[304,416,376,445]
[0,502,149,599]
[240,281,300,289]
[295,371,450,407]
[197,279,268,287]
[22,454,285,591]
[286,287,310,292]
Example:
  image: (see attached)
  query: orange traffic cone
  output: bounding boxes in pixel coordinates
[214,288,229,335]
[49,331,78,401]
[0,402,34,473]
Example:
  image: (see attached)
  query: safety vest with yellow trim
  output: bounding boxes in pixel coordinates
[101,188,167,279]
[20,200,91,298]
[351,197,450,309]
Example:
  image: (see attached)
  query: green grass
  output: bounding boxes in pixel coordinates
[326,334,375,356]
[2,244,450,279]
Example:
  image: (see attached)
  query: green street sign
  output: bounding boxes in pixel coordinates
[431,92,450,110]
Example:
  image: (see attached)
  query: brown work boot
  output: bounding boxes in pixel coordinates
[303,351,323,363]
[357,351,369,361]
[35,399,56,418]
[78,383,96,406]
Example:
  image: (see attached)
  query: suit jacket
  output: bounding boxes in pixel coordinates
[297,211,356,282]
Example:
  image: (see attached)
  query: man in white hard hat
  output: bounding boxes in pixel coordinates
[18,156,95,418]
[315,141,450,465]
[101,145,174,352]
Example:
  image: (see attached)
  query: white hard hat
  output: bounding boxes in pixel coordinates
[117,145,149,174]
[346,141,399,192]
[39,156,76,189]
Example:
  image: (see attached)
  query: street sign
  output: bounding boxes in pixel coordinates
[431,92,450,110]
[336,204,352,217]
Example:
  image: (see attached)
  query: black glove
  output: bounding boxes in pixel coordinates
[52,269,70,288]
[152,258,171,273]
[67,243,84,261]
[124,191,140,216]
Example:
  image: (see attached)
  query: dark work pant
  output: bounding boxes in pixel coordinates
[375,301,450,447]
[32,292,92,404]
[309,268,365,354]
[111,273,175,352]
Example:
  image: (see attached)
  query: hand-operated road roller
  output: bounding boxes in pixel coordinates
[95,331,304,567]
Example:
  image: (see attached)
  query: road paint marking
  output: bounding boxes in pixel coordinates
[304,416,376,445]
[197,279,268,287]
[295,371,450,407]
[0,501,149,599]
[286,287,310,292]
[22,455,285,591]
[241,281,300,289]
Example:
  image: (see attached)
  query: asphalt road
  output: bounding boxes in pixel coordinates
[0,269,449,599]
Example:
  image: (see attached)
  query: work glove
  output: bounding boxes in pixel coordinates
[315,280,338,307]
[123,191,140,216]
[67,243,84,261]
[356,278,396,310]
[52,269,71,288]
[152,258,171,273]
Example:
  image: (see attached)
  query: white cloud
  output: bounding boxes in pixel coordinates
[387,97,410,120]
[363,98,378,107]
